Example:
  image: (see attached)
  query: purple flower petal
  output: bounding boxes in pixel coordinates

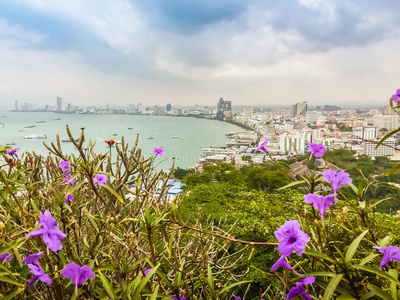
[58,160,70,173]
[22,252,43,266]
[308,142,326,158]
[373,245,400,269]
[28,211,66,252]
[93,174,108,186]
[255,140,269,154]
[153,147,165,156]
[275,220,310,257]
[0,252,13,263]
[271,255,302,275]
[304,193,335,221]
[321,169,352,193]
[27,264,52,285]
[62,262,95,290]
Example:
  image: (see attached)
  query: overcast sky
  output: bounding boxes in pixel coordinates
[0,0,399,107]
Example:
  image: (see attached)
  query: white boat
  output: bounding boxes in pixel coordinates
[24,134,47,139]
[62,137,80,142]
[148,136,155,139]
[172,136,179,139]
[6,142,16,145]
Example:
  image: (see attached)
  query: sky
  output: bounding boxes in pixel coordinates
[0,0,399,107]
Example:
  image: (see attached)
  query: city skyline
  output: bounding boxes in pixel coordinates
[0,1,399,106]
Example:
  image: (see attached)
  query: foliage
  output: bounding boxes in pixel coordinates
[0,128,248,299]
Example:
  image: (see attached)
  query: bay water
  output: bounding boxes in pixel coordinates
[0,111,240,170]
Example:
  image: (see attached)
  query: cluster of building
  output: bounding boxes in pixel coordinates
[198,101,400,168]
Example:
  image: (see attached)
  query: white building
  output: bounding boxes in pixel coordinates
[315,137,335,148]
[280,134,306,155]
[353,126,377,140]
[137,103,143,113]
[306,111,322,124]
[363,138,395,157]
[372,115,399,131]
[56,97,66,112]
[243,107,253,118]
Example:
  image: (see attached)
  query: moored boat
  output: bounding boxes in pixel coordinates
[24,134,47,139]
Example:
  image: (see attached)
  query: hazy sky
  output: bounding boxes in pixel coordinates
[0,0,399,107]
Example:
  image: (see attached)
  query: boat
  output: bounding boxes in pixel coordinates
[128,127,133,130]
[19,130,25,132]
[172,136,179,139]
[113,133,118,136]
[148,136,155,139]
[62,137,80,142]
[53,118,61,120]
[5,142,16,145]
[24,134,47,139]
[25,125,36,128]
[36,121,45,123]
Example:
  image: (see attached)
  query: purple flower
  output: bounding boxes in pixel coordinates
[308,143,326,158]
[392,89,400,103]
[63,173,76,186]
[27,263,52,285]
[6,147,20,158]
[93,173,108,186]
[255,140,269,154]
[287,277,315,300]
[153,146,165,156]
[143,268,152,276]
[274,220,310,257]
[64,194,74,203]
[22,252,43,266]
[59,160,70,173]
[28,211,67,252]
[321,169,352,193]
[271,255,302,275]
[304,193,335,221]
[62,262,95,291]
[373,246,400,269]
[0,252,13,263]
[232,295,241,300]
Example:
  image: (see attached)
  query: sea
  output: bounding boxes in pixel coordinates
[0,110,241,170]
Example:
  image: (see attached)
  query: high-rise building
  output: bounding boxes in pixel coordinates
[364,138,395,157]
[371,115,399,131]
[353,126,377,140]
[166,103,172,111]
[137,103,143,113]
[306,111,321,124]
[243,106,253,118]
[217,98,232,119]
[56,97,65,112]
[292,101,308,117]
[383,105,396,115]
[14,100,19,111]
[279,134,306,154]
[128,104,136,113]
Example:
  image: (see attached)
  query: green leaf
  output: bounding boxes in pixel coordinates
[207,265,215,298]
[102,184,124,203]
[379,235,390,248]
[132,265,159,299]
[0,277,23,286]
[1,288,24,300]
[149,284,159,300]
[359,254,380,266]
[345,230,368,264]
[352,265,400,284]
[367,283,394,300]
[218,280,251,296]
[86,213,99,233]
[337,293,357,300]
[174,260,185,290]
[323,274,343,300]
[304,248,336,264]
[98,270,116,299]
[360,291,377,300]
[277,180,306,191]
[304,271,338,278]
[376,128,400,148]
[386,164,400,176]
[389,269,398,300]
